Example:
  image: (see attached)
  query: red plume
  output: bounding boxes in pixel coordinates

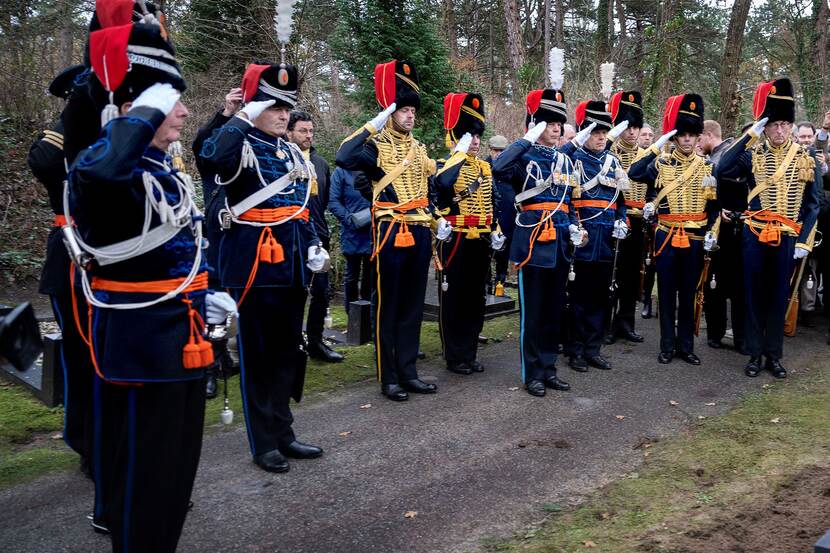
[241,64,271,103]
[662,94,684,135]
[609,91,623,124]
[752,81,774,120]
[374,60,397,109]
[96,0,135,28]
[89,23,133,92]
[574,101,589,127]
[525,89,543,116]
[443,93,467,130]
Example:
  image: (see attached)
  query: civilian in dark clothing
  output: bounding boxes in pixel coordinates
[329,168,374,311]
[288,111,344,362]
[486,135,514,286]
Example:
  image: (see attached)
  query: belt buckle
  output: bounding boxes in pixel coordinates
[453,189,471,203]
[219,209,232,230]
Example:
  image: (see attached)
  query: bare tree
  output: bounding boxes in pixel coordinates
[718,0,752,134]
[504,0,526,93]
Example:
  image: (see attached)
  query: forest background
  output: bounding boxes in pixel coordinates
[0,0,828,285]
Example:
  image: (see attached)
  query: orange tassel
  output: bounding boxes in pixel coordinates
[537,219,556,242]
[758,222,780,245]
[671,227,690,248]
[198,339,214,367]
[183,339,202,369]
[258,228,285,263]
[394,220,414,248]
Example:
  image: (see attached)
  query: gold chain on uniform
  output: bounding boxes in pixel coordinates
[372,127,434,220]
[751,139,814,222]
[454,156,493,219]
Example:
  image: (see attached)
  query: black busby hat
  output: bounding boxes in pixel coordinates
[443,92,486,146]
[49,65,86,100]
[575,99,612,132]
[241,63,299,108]
[88,22,186,121]
[610,90,644,129]
[753,78,795,124]
[526,88,568,126]
[375,60,420,111]
[663,93,704,135]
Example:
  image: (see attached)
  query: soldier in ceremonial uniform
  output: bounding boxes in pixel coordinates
[66,17,236,551]
[199,62,328,472]
[558,100,629,372]
[630,94,720,365]
[717,78,820,378]
[434,93,506,375]
[492,79,584,397]
[607,90,648,344]
[28,65,94,478]
[336,60,451,402]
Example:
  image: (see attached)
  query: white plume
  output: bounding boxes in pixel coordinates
[600,62,615,100]
[274,0,299,44]
[548,48,564,90]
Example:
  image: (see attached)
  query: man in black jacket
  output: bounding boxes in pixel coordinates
[288,111,344,362]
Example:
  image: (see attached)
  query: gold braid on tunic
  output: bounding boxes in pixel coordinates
[371,126,436,225]
[611,138,648,213]
[747,139,814,236]
[444,156,494,238]
[654,149,715,231]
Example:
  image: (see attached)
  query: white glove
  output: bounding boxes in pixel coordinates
[793,246,809,260]
[748,117,769,138]
[568,224,586,246]
[612,219,628,240]
[643,202,656,220]
[653,129,677,150]
[306,245,331,273]
[523,121,547,144]
[490,231,506,251]
[239,99,276,123]
[369,103,397,132]
[608,120,630,141]
[436,219,453,241]
[131,83,180,116]
[453,132,473,154]
[573,122,597,147]
[703,231,718,252]
[205,292,238,325]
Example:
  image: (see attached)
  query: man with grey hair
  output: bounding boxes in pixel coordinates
[638,124,654,149]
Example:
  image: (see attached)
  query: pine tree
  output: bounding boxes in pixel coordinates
[331,0,461,150]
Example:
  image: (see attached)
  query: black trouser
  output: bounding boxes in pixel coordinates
[518,264,568,383]
[374,221,431,385]
[642,223,657,302]
[306,238,331,342]
[438,234,491,365]
[343,253,374,310]
[703,219,745,347]
[743,228,795,361]
[50,291,94,463]
[95,377,205,553]
[655,230,704,354]
[613,215,645,334]
[570,260,613,358]
[234,280,307,456]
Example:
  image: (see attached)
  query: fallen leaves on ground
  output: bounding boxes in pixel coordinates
[615,415,626,420]
[404,511,418,519]
[770,417,781,423]
[508,387,519,391]
[338,431,352,437]
[359,403,372,409]
[669,400,679,406]
[583,540,597,547]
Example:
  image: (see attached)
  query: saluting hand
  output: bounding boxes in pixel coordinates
[369,103,397,132]
[238,99,276,123]
[522,121,547,144]
[607,120,629,141]
[748,117,769,139]
[131,83,181,116]
[653,129,677,151]
[453,133,473,155]
[573,122,597,147]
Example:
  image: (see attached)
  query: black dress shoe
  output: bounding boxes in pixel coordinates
[254,450,290,473]
[744,357,762,377]
[469,360,484,373]
[544,375,571,391]
[569,356,588,372]
[766,357,787,379]
[205,371,218,399]
[417,350,426,360]
[307,339,345,363]
[641,299,653,319]
[707,339,722,349]
[526,380,546,397]
[586,355,612,370]
[279,440,323,459]
[657,351,673,364]
[381,384,409,401]
[677,351,701,365]
[87,514,110,535]
[447,362,473,375]
[616,329,644,343]
[603,334,616,345]
[401,378,437,394]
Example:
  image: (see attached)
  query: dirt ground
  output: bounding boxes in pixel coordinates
[657,465,830,552]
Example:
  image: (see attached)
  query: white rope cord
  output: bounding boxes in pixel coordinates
[514,155,570,229]
[573,153,622,224]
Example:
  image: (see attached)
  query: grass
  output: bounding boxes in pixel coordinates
[0,305,520,487]
[482,361,830,553]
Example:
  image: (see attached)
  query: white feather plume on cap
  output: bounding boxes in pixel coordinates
[274,0,299,45]
[600,62,615,100]
[548,48,564,90]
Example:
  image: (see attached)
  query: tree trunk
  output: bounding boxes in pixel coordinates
[812,0,829,113]
[554,0,565,48]
[504,0,526,94]
[717,0,751,135]
[615,0,626,40]
[596,0,612,62]
[544,0,551,85]
[653,0,682,115]
[444,0,458,59]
